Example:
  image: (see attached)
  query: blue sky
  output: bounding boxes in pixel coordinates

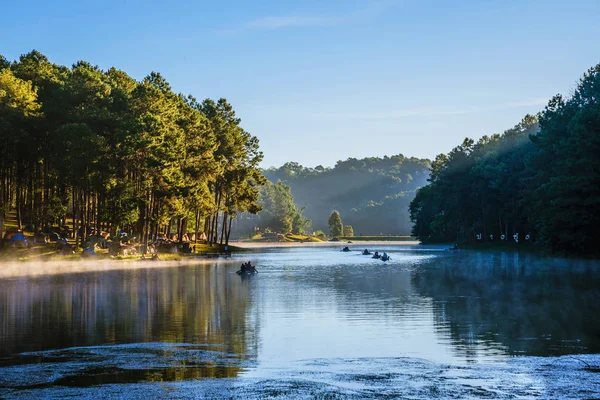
[2,0,599,167]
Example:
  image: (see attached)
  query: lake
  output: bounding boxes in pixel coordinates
[1,244,599,398]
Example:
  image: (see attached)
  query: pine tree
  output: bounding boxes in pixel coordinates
[328,210,343,238]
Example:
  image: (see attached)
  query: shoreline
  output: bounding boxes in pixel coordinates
[234,240,421,248]
[0,257,243,279]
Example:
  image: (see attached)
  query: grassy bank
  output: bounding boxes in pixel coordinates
[338,236,416,242]
[240,233,325,243]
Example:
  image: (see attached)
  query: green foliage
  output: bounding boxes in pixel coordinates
[409,63,600,257]
[260,181,294,233]
[527,65,600,255]
[233,181,311,235]
[292,206,312,235]
[45,196,67,223]
[343,225,354,237]
[0,55,9,71]
[0,68,41,116]
[314,229,327,240]
[0,50,264,246]
[409,115,538,244]
[263,155,430,235]
[328,210,343,238]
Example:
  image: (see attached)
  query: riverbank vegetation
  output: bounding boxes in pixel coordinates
[410,64,600,257]
[0,50,264,249]
[338,236,415,242]
[229,180,315,239]
[262,155,431,236]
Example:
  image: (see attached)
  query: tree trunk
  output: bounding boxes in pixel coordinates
[220,211,227,245]
[226,214,233,245]
[166,218,172,239]
[194,208,200,244]
[74,187,79,249]
[16,182,22,230]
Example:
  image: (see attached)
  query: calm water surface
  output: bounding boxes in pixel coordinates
[1,245,599,397]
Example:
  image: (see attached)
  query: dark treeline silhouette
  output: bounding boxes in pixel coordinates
[0,50,264,247]
[410,64,600,256]
[262,155,431,235]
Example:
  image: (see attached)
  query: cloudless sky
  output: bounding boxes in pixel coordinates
[2,0,599,167]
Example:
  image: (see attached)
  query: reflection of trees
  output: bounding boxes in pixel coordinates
[412,253,600,359]
[290,261,422,318]
[0,264,258,378]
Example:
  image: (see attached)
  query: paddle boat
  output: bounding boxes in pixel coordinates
[237,262,258,275]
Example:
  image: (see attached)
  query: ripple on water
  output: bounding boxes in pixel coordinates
[2,351,600,399]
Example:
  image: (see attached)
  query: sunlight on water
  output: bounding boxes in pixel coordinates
[1,244,599,397]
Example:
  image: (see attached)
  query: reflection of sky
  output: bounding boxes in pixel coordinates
[2,244,599,378]
[244,246,488,368]
[241,245,600,369]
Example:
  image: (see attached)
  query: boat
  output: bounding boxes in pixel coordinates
[380,255,391,261]
[236,270,257,276]
[362,250,372,255]
[372,254,381,259]
[236,265,258,275]
[341,247,351,252]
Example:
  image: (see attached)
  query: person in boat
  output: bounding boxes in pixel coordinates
[342,246,350,252]
[451,243,459,250]
[382,252,389,260]
[239,262,254,274]
[373,251,379,258]
[363,249,370,255]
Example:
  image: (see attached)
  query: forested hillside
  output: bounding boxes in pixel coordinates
[0,51,263,247]
[261,155,431,235]
[410,64,600,256]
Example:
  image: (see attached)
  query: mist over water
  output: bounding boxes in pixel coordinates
[1,245,599,397]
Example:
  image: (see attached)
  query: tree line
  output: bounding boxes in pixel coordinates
[0,50,264,248]
[409,64,600,256]
[230,180,312,236]
[263,155,431,236]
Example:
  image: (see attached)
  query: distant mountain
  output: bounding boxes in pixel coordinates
[262,155,431,235]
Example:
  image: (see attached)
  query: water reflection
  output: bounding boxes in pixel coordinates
[412,251,600,360]
[247,246,600,364]
[0,264,258,382]
[1,247,599,390]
